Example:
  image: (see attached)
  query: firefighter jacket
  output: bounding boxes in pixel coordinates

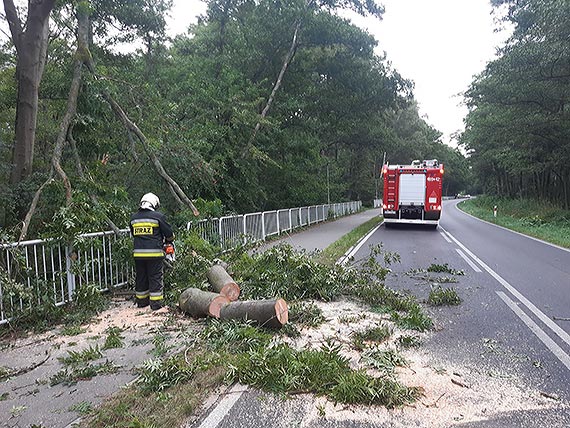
[130,209,174,258]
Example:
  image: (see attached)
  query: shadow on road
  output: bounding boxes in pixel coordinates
[383,223,440,232]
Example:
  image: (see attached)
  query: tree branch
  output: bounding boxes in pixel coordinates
[100,92,199,216]
[84,54,199,216]
[19,2,87,240]
[19,173,54,241]
[248,19,301,148]
[2,0,23,48]
[50,3,92,206]
[67,126,121,235]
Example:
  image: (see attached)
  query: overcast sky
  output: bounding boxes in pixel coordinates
[167,0,510,147]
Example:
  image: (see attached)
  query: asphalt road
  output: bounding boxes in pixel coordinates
[188,201,570,428]
[354,199,570,426]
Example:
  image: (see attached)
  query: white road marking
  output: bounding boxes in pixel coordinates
[439,231,452,243]
[196,384,247,428]
[497,291,570,371]
[455,248,482,273]
[454,202,570,254]
[441,227,570,349]
[338,222,383,265]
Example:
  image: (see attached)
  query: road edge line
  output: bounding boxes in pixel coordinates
[455,248,482,273]
[337,222,383,265]
[453,201,570,254]
[441,227,570,348]
[496,291,570,371]
[194,384,247,428]
[439,231,452,243]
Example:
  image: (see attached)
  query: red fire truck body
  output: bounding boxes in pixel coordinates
[382,159,444,227]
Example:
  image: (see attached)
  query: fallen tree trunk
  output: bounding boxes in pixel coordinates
[219,299,288,329]
[179,288,230,318]
[206,264,240,301]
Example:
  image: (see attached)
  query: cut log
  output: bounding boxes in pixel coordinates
[206,264,240,301]
[179,288,230,318]
[219,299,288,329]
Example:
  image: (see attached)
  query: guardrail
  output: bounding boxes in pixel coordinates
[0,201,361,325]
[187,201,362,251]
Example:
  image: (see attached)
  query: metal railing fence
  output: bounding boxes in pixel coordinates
[187,201,362,251]
[0,200,361,325]
[0,230,131,325]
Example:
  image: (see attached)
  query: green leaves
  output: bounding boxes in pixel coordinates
[462,0,570,206]
[0,0,468,235]
[137,355,195,394]
[235,243,357,301]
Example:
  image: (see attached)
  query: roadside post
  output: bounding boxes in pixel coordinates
[493,205,497,218]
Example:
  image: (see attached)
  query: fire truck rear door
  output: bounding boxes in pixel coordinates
[399,173,426,206]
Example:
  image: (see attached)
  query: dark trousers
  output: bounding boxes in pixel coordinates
[135,258,164,309]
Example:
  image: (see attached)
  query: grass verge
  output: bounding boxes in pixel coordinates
[459,196,570,249]
[315,216,383,266]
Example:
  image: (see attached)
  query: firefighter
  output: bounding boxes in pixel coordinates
[130,193,174,310]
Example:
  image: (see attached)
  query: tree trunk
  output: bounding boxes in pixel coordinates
[178,288,230,318]
[4,0,56,184]
[206,264,240,301]
[219,299,288,329]
[18,4,89,240]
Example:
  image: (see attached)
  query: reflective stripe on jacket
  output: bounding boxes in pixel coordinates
[130,209,174,258]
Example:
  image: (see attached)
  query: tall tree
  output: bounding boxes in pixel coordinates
[462,0,570,207]
[3,0,55,184]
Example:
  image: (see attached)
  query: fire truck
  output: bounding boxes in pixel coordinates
[382,159,444,227]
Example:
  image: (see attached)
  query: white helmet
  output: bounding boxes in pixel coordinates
[140,192,160,210]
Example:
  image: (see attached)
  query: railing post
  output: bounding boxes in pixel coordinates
[261,212,266,241]
[218,218,223,249]
[243,215,247,245]
[65,245,76,302]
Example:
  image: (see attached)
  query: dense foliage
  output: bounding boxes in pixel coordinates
[0,0,467,238]
[462,0,570,208]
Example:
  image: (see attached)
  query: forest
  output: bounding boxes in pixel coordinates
[0,0,469,240]
[1,0,568,242]
[462,0,570,209]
